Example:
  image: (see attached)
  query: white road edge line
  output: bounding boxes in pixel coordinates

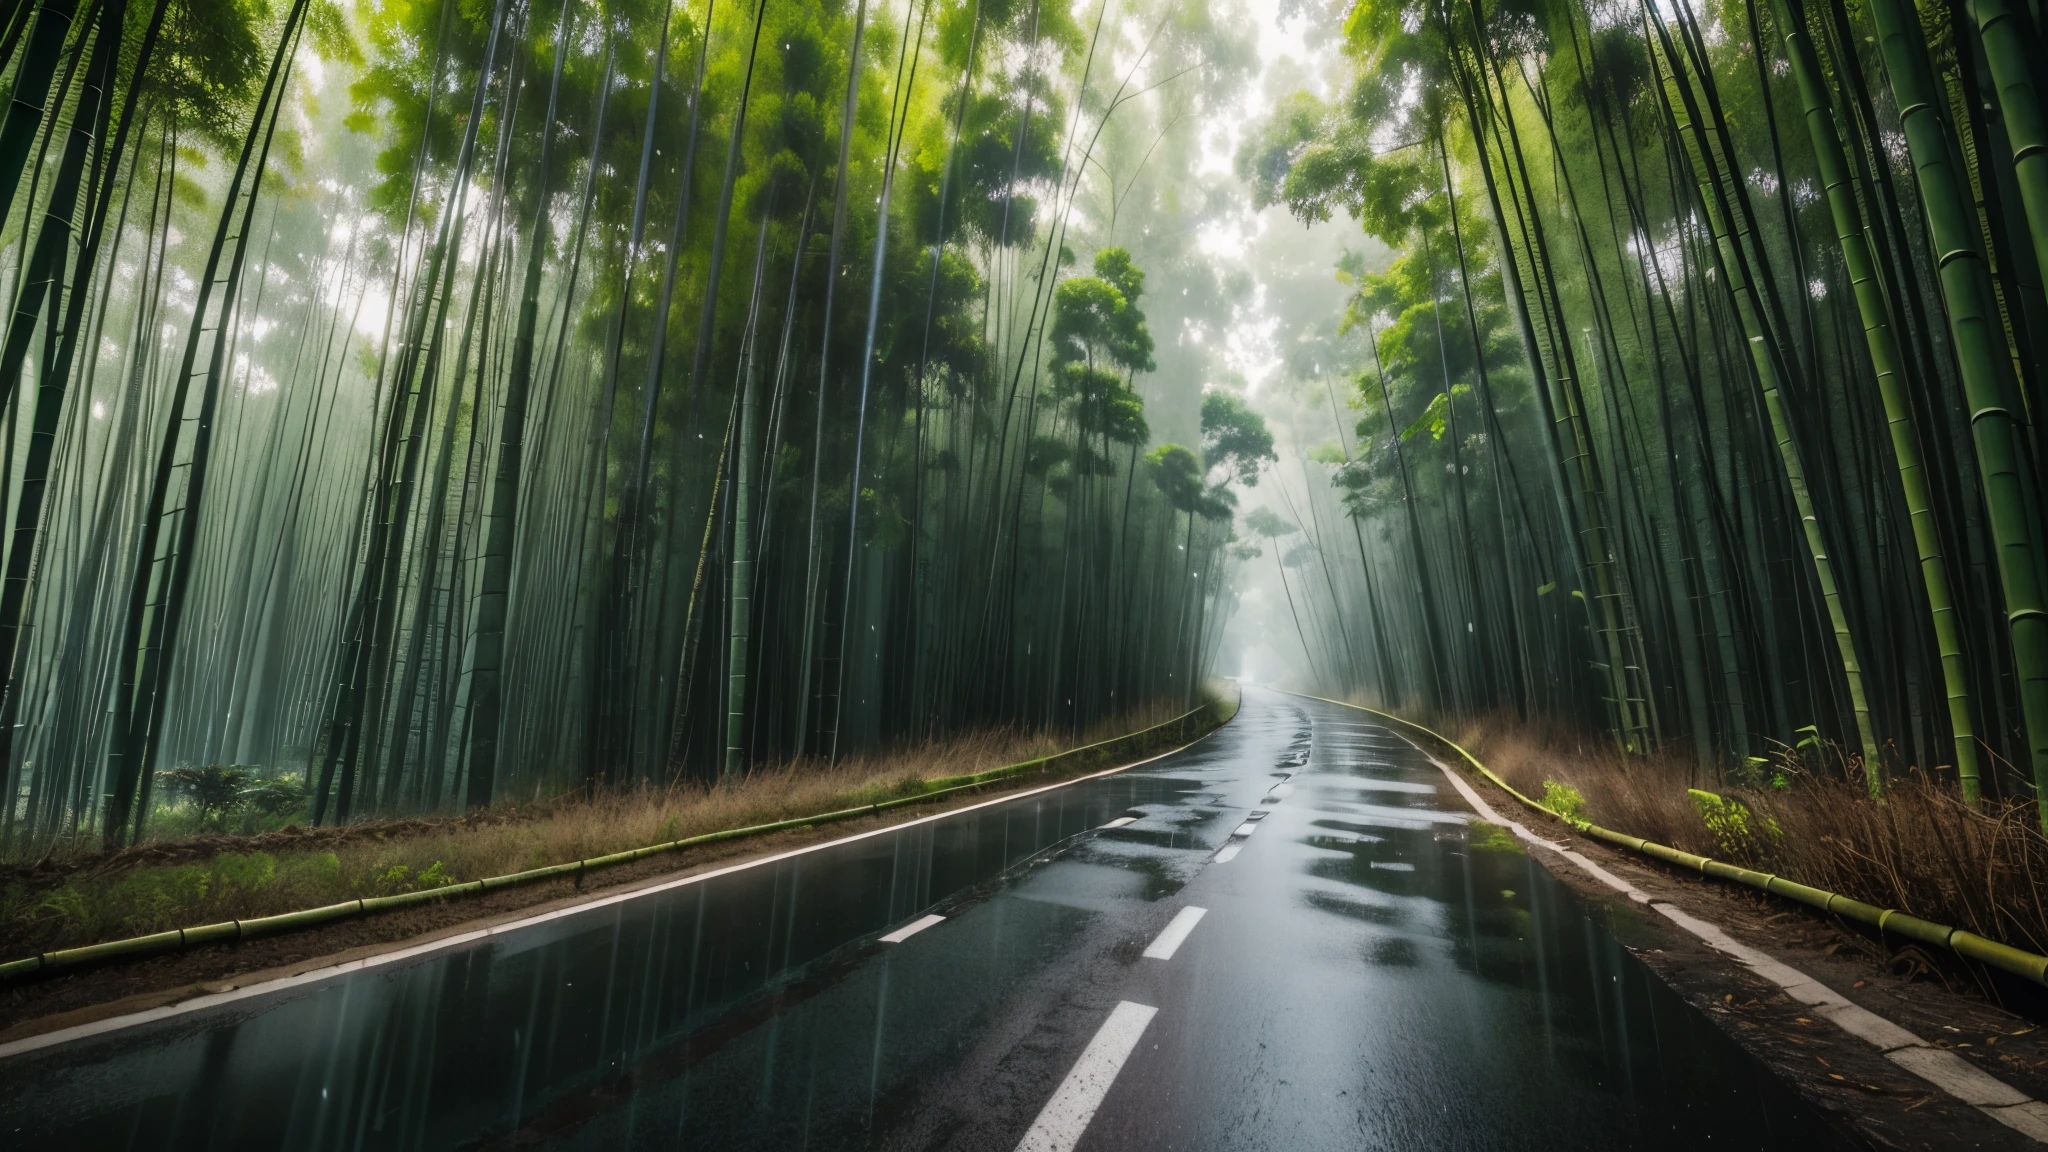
[879,914,946,944]
[1212,844,1242,864]
[1014,1001,1158,1152]
[1142,907,1207,960]
[1099,816,1138,829]
[1391,726,2048,1144]
[1232,822,1259,837]
[0,733,1223,1062]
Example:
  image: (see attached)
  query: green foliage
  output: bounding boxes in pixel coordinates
[1243,507,1296,539]
[1540,779,1587,824]
[919,83,1065,247]
[1199,392,1275,487]
[1687,789,1781,863]
[368,859,454,894]
[1042,247,1157,478]
[240,774,310,818]
[1397,385,1472,443]
[1235,89,1331,211]
[156,765,255,826]
[148,0,280,152]
[1732,756,1792,792]
[1147,443,1205,512]
[23,851,344,943]
[1149,443,1236,522]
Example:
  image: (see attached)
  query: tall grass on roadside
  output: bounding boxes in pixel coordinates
[1455,714,2048,959]
[1,700,1188,959]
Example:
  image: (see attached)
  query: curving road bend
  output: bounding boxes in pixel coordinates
[0,689,1856,1150]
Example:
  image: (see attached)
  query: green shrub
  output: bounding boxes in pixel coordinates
[49,863,215,939]
[1541,779,1587,823]
[272,852,343,907]
[240,774,309,818]
[210,852,278,897]
[372,864,416,895]
[13,849,357,950]
[154,765,254,826]
[1688,788,1781,863]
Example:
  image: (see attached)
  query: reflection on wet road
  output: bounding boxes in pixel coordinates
[0,689,1855,1150]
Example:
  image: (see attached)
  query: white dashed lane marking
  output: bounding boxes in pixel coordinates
[1014,1001,1159,1152]
[879,914,945,944]
[1142,907,1207,960]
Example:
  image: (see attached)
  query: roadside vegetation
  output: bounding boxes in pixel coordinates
[1457,714,2048,964]
[1,696,1193,958]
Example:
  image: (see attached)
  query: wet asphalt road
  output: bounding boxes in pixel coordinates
[0,689,1857,1150]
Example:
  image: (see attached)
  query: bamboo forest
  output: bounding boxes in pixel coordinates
[0,0,1280,848]
[4,0,2048,1143]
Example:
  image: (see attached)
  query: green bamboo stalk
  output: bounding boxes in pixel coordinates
[1966,0,2048,346]
[1871,0,2048,817]
[464,0,578,809]
[726,225,770,780]
[0,0,76,233]
[1460,36,1640,748]
[1773,0,1983,800]
[1646,9,1883,786]
[0,0,125,785]
[106,0,314,844]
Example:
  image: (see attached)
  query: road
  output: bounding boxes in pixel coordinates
[0,689,1857,1150]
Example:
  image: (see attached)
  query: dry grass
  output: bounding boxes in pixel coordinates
[0,699,1191,957]
[1450,712,2048,957]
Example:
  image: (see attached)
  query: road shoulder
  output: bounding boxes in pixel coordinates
[1447,755,2048,1150]
[0,740,1198,1045]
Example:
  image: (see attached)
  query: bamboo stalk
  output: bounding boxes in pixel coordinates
[1870,0,2048,820]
